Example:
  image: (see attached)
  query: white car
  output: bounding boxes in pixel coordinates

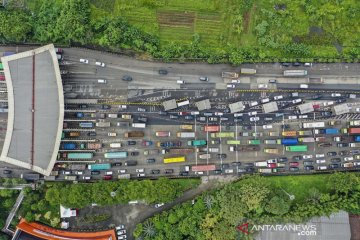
[250,101,258,107]
[323,101,334,106]
[97,79,107,84]
[137,173,145,177]
[356,108,360,112]
[316,153,325,158]
[261,98,270,103]
[195,171,204,175]
[333,136,342,142]
[263,124,273,129]
[299,115,308,119]
[302,155,313,159]
[267,159,277,163]
[116,225,125,230]
[250,117,260,122]
[258,84,267,89]
[304,63,312,67]
[274,95,283,100]
[117,230,126,235]
[248,111,257,116]
[234,113,243,117]
[317,165,327,170]
[118,169,126,174]
[138,108,146,112]
[191,111,200,115]
[288,115,297,120]
[82,176,91,180]
[292,99,302,104]
[227,84,236,88]
[300,84,309,89]
[108,132,117,137]
[231,79,241,84]
[214,112,223,116]
[95,61,105,67]
[344,156,353,161]
[316,159,326,164]
[155,203,165,208]
[118,235,127,240]
[105,171,113,175]
[136,169,144,173]
[79,58,89,64]
[74,171,83,175]
[331,93,341,97]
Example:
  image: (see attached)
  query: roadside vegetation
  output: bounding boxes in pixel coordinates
[14,178,199,227]
[0,189,19,229]
[134,173,360,240]
[1,0,359,64]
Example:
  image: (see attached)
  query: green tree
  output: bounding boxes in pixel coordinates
[265,196,290,215]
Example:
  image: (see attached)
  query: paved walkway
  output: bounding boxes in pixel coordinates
[2,190,24,235]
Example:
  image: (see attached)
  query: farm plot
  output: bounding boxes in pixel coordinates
[195,13,223,46]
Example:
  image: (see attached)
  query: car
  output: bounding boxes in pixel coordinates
[288,115,297,120]
[155,203,165,208]
[158,111,168,115]
[141,140,153,146]
[116,225,125,230]
[169,114,180,119]
[117,235,127,240]
[339,150,350,156]
[136,169,144,173]
[331,93,341,97]
[327,151,337,156]
[336,98,346,103]
[329,163,340,169]
[344,156,354,161]
[299,115,308,119]
[250,101,259,107]
[292,62,301,66]
[74,171,83,175]
[158,69,168,75]
[151,169,160,174]
[320,111,332,117]
[331,158,341,163]
[315,153,325,158]
[213,169,222,174]
[79,58,89,64]
[164,169,174,174]
[127,141,136,145]
[220,117,229,121]
[316,159,326,164]
[248,111,257,116]
[231,162,241,166]
[337,143,349,148]
[269,79,277,83]
[277,157,288,163]
[234,117,242,123]
[211,139,221,145]
[199,76,209,81]
[117,229,126,235]
[333,136,343,142]
[267,159,277,164]
[258,84,267,89]
[179,171,189,176]
[87,132,97,137]
[101,104,111,109]
[267,163,277,168]
[130,152,139,156]
[78,104,88,109]
[178,112,188,116]
[234,113,243,117]
[263,124,273,129]
[227,84,236,88]
[292,99,302,104]
[303,160,314,166]
[209,117,218,122]
[122,75,133,81]
[302,155,313,160]
[261,98,270,103]
[221,163,230,169]
[304,165,315,171]
[281,124,290,129]
[95,61,105,67]
[91,171,100,175]
[300,84,309,89]
[217,154,227,159]
[3,169,12,174]
[281,62,291,67]
[289,167,300,172]
[138,117,148,122]
[289,162,299,167]
[245,167,255,173]
[112,162,122,167]
[250,117,259,122]
[293,155,302,161]
[242,125,252,130]
[304,62,312,67]
[146,159,156,163]
[274,95,283,100]
[184,115,194,120]
[214,112,224,116]
[318,142,332,147]
[197,116,206,122]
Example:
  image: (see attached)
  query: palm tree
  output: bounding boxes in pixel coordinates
[143,221,156,237]
[203,195,213,209]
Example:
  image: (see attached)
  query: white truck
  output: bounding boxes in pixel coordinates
[176,132,196,138]
[255,161,268,167]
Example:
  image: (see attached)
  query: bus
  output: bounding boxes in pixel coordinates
[88,163,111,170]
[104,151,128,159]
[0,63,3,70]
[210,132,235,138]
[248,139,261,145]
[156,131,171,137]
[226,140,241,145]
[180,125,193,130]
[177,100,190,107]
[132,123,146,128]
[283,70,307,77]
[302,122,325,128]
[188,140,207,146]
[285,145,308,152]
[163,156,185,164]
[67,152,93,159]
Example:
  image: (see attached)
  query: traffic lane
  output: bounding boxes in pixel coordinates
[278,83,360,90]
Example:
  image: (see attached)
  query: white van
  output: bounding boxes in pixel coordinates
[300,84,308,89]
[317,166,327,170]
[105,171,113,175]
[95,61,105,67]
[250,101,258,107]
[110,143,121,148]
[177,80,185,84]
[274,95,283,100]
[98,79,107,84]
[79,58,89,64]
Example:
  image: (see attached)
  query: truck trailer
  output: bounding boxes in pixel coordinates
[124,131,144,138]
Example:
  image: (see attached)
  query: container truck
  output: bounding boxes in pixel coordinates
[124,131,144,138]
[68,132,81,137]
[302,122,325,128]
[349,121,360,126]
[88,164,111,171]
[204,125,220,132]
[285,145,308,152]
[222,72,239,79]
[87,143,102,149]
[108,113,118,118]
[125,160,138,166]
[161,148,194,155]
[188,140,207,146]
[199,154,211,159]
[354,136,360,142]
[349,143,360,148]
[177,132,195,138]
[264,148,279,154]
[61,143,76,150]
[281,138,298,145]
[324,128,339,134]
[211,132,235,138]
[282,131,297,137]
[96,121,111,127]
[229,145,260,152]
[298,130,313,136]
[66,152,93,159]
[104,152,127,159]
[69,164,87,170]
[79,122,94,128]
[240,68,256,74]
[298,137,315,143]
[349,128,360,134]
[283,70,308,77]
[255,161,268,167]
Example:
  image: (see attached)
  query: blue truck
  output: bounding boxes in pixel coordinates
[281,138,298,145]
[61,143,76,150]
[354,136,360,142]
[79,122,93,128]
[324,128,339,134]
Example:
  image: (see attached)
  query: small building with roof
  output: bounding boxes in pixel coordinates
[195,99,211,111]
[262,102,278,113]
[162,99,177,111]
[229,101,245,113]
[333,103,350,115]
[298,102,315,114]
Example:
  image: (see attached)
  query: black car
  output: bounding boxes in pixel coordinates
[164,169,174,174]
[179,171,189,176]
[151,169,161,174]
[217,154,227,159]
[212,139,221,145]
[242,125,252,130]
[158,69,168,75]
[289,167,299,172]
[331,158,341,163]
[169,115,179,119]
[243,162,255,167]
[3,169,12,174]
[87,132,97,137]
[336,98,346,103]
[337,143,349,147]
[91,171,100,175]
[320,111,332,117]
[234,117,242,123]
[79,104,88,109]
[146,158,156,163]
[281,62,291,67]
[131,152,139,156]
[310,94,322,100]
[221,163,230,169]
[303,161,314,166]
[318,142,332,147]
[245,167,255,173]
[111,162,122,167]
[122,75,133,81]
[329,163,340,169]
[327,151,337,156]
[223,108,231,113]
[293,155,302,161]
[277,157,288,163]
[185,115,194,120]
[231,162,241,166]
[293,62,301,66]
[128,141,136,145]
[101,104,111,109]
[304,165,315,171]
[138,117,148,123]
[213,169,222,174]
[339,150,350,156]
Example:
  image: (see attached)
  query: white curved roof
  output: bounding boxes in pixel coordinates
[0,44,64,176]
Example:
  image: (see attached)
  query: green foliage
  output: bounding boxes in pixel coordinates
[0,190,19,229]
[0,9,32,43]
[265,196,290,215]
